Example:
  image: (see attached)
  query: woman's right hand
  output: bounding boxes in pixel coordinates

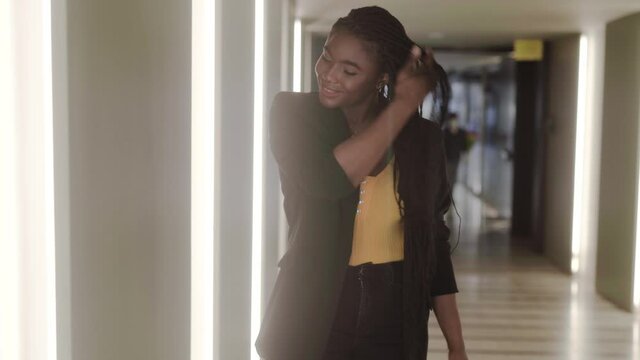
[393,45,438,109]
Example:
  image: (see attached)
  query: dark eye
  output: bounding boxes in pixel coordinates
[344,70,357,76]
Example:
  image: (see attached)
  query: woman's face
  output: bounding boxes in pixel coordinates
[315,30,386,109]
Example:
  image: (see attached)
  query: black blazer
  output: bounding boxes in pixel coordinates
[256,92,457,360]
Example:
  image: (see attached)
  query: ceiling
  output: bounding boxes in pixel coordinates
[434,51,505,73]
[296,0,640,48]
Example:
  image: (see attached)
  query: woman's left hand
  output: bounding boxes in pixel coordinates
[448,349,468,360]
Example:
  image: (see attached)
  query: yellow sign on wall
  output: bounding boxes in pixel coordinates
[513,39,544,61]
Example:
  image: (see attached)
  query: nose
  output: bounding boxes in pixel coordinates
[321,63,339,84]
[325,65,336,80]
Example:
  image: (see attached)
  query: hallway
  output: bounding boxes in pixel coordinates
[428,186,640,359]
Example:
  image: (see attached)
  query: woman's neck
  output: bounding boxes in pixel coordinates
[341,95,385,135]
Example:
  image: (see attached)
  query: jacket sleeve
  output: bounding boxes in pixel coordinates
[430,126,459,297]
[269,92,356,201]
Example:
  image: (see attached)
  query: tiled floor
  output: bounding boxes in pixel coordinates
[427,185,640,360]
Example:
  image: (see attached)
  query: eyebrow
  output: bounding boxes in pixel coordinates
[323,46,362,70]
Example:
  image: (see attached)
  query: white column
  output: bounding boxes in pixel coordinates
[0,0,57,359]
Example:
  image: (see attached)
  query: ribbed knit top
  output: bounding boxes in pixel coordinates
[349,158,404,266]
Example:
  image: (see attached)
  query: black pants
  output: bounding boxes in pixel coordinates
[322,260,404,360]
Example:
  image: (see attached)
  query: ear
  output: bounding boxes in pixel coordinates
[378,73,390,86]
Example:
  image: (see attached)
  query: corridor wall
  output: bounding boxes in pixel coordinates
[542,36,580,273]
[596,12,640,311]
[54,0,293,358]
[57,0,192,358]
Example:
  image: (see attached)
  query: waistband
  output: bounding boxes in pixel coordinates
[346,260,404,279]
[348,260,403,269]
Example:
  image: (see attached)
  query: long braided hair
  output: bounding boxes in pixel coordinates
[331,6,452,358]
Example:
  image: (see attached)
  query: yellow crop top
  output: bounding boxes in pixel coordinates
[349,158,404,266]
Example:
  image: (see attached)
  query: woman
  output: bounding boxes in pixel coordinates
[256,6,467,360]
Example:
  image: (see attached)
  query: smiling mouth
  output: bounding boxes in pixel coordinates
[320,83,341,96]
